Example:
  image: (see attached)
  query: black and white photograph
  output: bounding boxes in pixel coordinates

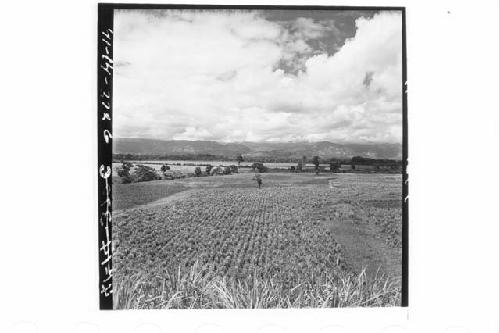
[2,0,500,331]
[0,0,500,333]
[103,6,407,310]
[101,5,408,310]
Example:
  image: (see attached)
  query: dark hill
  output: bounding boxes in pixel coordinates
[113,138,402,160]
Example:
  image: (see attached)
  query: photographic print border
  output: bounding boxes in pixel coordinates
[97,3,408,310]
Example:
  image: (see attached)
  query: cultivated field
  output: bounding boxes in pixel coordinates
[112,173,402,309]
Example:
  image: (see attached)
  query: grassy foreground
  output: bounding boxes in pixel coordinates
[114,261,401,309]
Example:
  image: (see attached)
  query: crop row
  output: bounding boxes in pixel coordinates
[113,187,347,287]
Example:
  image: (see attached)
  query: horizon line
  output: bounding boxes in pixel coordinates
[113,137,402,145]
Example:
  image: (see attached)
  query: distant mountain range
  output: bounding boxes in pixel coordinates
[113,138,402,160]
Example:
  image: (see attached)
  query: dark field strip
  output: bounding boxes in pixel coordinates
[112,180,187,210]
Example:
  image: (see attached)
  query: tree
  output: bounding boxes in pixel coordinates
[297,160,303,172]
[251,162,267,173]
[121,161,133,169]
[329,162,339,172]
[312,156,320,174]
[205,164,213,174]
[236,154,244,167]
[117,162,133,183]
[160,164,171,180]
[194,167,202,177]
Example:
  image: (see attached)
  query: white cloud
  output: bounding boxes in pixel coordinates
[114,10,402,144]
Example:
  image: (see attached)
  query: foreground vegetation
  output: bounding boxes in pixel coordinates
[112,173,402,308]
[114,261,401,309]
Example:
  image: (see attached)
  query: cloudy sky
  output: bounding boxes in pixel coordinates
[113,9,402,143]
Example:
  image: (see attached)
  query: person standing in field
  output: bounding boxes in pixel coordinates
[253,174,263,188]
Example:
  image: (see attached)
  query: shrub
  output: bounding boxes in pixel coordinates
[122,161,134,169]
[205,165,213,174]
[251,162,267,173]
[160,164,170,172]
[194,167,202,177]
[133,165,159,182]
[117,167,129,178]
[330,163,340,172]
[117,162,134,183]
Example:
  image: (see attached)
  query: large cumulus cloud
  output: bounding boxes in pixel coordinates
[113,10,402,143]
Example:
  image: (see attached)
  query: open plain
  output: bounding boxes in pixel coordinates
[112,172,402,309]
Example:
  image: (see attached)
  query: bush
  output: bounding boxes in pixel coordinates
[117,167,129,178]
[117,162,134,183]
[251,162,267,173]
[205,165,213,174]
[133,165,159,182]
[194,167,202,177]
[160,164,170,172]
[330,163,340,172]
